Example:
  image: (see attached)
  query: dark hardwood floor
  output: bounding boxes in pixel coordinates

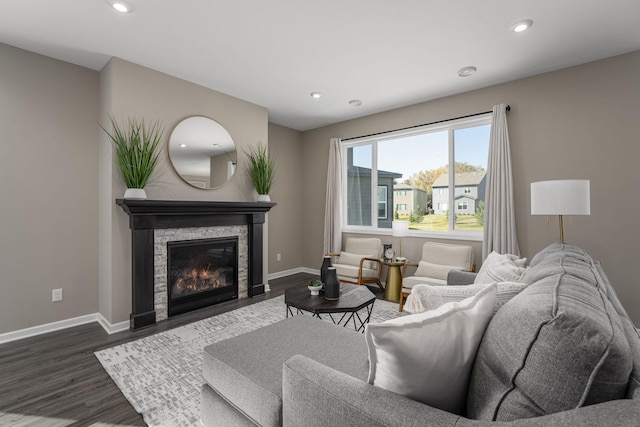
[0,273,328,426]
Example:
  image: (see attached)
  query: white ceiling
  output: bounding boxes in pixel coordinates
[2,0,639,131]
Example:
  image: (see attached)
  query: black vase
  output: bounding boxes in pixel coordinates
[324,267,340,301]
[320,256,332,284]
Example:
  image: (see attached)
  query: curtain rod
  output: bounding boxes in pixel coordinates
[341,105,510,142]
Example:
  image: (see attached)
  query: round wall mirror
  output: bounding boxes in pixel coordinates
[168,116,237,189]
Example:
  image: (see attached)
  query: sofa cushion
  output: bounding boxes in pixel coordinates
[422,242,474,270]
[592,261,640,399]
[467,243,633,421]
[202,315,368,427]
[337,251,377,270]
[334,263,379,280]
[365,283,496,415]
[415,260,463,280]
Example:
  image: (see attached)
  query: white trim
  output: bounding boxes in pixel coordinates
[342,227,483,242]
[0,313,130,344]
[341,114,491,235]
[268,266,319,280]
[96,313,130,335]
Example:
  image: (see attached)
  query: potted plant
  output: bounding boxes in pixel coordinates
[307,279,323,296]
[244,143,275,202]
[101,117,164,199]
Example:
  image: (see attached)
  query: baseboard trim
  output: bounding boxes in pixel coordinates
[0,313,130,344]
[2,270,320,344]
[268,267,319,280]
[96,313,130,335]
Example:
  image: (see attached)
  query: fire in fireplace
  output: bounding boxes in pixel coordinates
[167,237,238,316]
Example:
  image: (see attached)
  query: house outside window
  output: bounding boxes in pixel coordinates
[342,114,491,237]
[393,184,427,218]
[378,186,387,219]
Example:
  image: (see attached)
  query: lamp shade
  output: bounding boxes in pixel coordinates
[392,220,409,237]
[531,180,590,215]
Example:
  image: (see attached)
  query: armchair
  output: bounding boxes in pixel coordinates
[399,242,474,311]
[326,237,384,290]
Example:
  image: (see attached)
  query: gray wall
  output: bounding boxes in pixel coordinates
[99,58,269,324]
[267,123,304,273]
[300,51,640,325]
[0,43,99,334]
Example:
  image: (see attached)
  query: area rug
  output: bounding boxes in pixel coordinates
[95,295,403,427]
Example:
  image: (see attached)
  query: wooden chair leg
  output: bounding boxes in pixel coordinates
[398,290,410,312]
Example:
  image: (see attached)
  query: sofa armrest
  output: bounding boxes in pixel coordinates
[282,354,462,427]
[282,355,640,427]
[447,269,477,286]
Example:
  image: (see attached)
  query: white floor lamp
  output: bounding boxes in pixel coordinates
[531,179,590,243]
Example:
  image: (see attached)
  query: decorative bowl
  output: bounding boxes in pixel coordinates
[308,285,322,296]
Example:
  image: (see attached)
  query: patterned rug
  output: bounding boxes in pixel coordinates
[95,295,403,427]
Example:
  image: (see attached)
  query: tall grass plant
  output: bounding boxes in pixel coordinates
[244,143,275,195]
[100,117,164,189]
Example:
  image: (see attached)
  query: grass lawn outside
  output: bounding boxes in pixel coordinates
[398,214,483,232]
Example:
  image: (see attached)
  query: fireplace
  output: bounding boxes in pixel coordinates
[116,199,275,330]
[167,237,238,316]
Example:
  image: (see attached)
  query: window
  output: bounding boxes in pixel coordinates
[342,114,491,236]
[377,186,387,219]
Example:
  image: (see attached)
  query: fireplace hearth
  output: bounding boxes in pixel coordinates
[167,237,238,316]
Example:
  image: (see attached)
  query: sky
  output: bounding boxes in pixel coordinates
[352,124,491,181]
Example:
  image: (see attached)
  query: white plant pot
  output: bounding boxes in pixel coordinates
[124,188,147,199]
[257,194,271,202]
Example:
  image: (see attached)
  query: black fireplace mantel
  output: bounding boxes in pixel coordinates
[117,199,276,330]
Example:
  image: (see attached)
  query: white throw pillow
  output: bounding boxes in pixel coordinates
[405,281,527,314]
[365,283,497,415]
[337,251,375,270]
[414,260,463,280]
[474,251,527,284]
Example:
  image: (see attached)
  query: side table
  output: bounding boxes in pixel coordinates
[382,259,406,302]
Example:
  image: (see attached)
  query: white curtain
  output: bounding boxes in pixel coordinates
[323,138,343,255]
[482,104,520,260]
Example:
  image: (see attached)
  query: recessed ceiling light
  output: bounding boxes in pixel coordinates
[310,92,323,99]
[107,0,134,13]
[179,144,187,148]
[457,66,477,77]
[349,99,363,107]
[513,19,533,33]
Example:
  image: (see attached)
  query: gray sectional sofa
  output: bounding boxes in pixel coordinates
[201,243,640,426]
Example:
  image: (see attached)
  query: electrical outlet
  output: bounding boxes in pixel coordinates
[52,288,63,302]
[276,253,282,261]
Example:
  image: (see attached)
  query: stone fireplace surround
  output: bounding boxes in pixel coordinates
[117,199,275,330]
[155,226,247,321]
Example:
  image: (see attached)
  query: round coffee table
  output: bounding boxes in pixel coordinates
[284,283,376,333]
